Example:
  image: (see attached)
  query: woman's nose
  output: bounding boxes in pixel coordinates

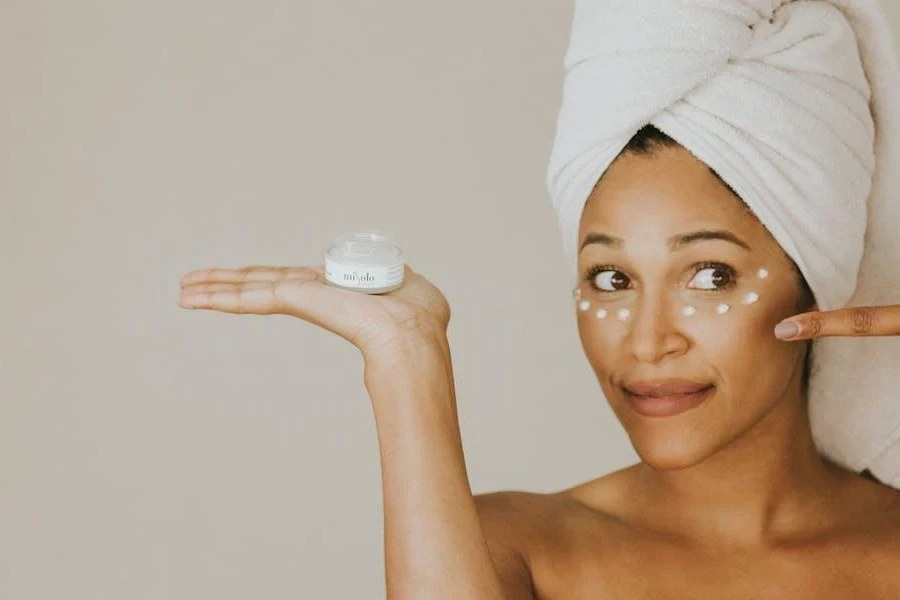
[625,294,688,364]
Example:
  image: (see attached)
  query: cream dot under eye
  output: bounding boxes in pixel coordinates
[595,308,608,319]
[757,268,769,279]
[579,300,591,311]
[741,291,759,305]
[682,305,696,316]
[716,303,730,314]
[617,308,631,321]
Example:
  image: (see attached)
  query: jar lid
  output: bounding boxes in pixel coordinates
[325,229,404,266]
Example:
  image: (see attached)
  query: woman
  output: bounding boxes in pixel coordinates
[178,2,900,599]
[177,124,900,598]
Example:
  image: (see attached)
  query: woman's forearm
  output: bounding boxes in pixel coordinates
[363,333,506,600]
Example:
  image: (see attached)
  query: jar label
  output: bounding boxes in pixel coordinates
[324,256,404,289]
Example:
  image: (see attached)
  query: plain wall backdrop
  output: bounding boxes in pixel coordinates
[3,2,900,598]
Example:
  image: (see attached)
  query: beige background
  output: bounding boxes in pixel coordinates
[2,2,899,598]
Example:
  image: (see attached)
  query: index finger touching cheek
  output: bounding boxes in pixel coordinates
[775,305,900,340]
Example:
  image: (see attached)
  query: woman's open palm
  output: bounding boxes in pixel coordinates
[178,264,450,356]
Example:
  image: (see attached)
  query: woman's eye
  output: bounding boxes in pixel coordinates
[592,269,630,291]
[689,266,733,290]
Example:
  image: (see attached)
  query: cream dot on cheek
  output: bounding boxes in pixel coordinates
[716,303,730,314]
[741,291,759,305]
[617,308,631,321]
[578,300,591,312]
[595,308,608,319]
[757,268,769,279]
[682,305,696,316]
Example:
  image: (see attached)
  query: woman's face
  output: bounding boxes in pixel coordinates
[576,145,813,469]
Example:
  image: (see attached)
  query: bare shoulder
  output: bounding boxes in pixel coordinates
[474,488,610,547]
[849,472,900,533]
[847,478,900,593]
[472,490,549,600]
[870,480,900,540]
[473,490,581,570]
[474,477,630,599]
[474,483,626,546]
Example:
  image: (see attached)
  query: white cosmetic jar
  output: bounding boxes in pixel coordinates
[323,229,405,294]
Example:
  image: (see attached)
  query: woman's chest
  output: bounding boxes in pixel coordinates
[528,523,900,599]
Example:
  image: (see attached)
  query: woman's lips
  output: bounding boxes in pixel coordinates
[622,385,714,417]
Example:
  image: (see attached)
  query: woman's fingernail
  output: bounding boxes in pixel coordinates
[774,321,801,340]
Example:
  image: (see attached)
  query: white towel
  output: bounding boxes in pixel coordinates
[546,0,900,488]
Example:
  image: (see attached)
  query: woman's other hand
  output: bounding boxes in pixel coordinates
[774,305,900,340]
[178,263,450,357]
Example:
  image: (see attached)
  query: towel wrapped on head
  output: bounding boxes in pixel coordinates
[546,0,900,488]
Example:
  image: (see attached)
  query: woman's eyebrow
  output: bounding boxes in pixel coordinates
[579,229,751,252]
[669,229,751,252]
[579,232,623,251]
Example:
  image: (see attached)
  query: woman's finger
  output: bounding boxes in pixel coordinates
[180,282,285,314]
[179,266,314,287]
[181,282,271,293]
[775,304,900,340]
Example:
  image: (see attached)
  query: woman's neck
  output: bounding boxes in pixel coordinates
[625,384,854,548]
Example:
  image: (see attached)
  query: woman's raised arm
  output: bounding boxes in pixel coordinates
[364,331,534,599]
[178,264,532,599]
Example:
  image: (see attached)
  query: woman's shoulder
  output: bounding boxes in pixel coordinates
[474,465,643,549]
[474,469,633,545]
[851,473,900,546]
[839,476,900,594]
[473,487,612,553]
[841,468,900,530]
[474,473,635,598]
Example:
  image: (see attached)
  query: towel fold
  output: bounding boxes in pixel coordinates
[546,0,900,488]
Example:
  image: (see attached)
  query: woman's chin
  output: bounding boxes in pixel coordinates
[629,433,713,470]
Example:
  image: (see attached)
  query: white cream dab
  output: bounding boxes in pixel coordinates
[716,303,731,314]
[741,291,759,305]
[573,286,582,299]
[579,300,591,311]
[682,305,696,316]
[595,308,608,319]
[617,308,631,321]
[757,268,769,279]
